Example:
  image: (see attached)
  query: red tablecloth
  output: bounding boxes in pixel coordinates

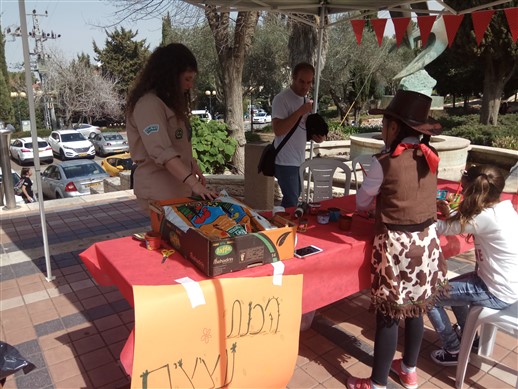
[80,180,486,375]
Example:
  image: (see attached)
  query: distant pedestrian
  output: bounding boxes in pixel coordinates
[19,167,35,203]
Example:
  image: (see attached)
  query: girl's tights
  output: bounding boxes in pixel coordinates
[370,312,424,386]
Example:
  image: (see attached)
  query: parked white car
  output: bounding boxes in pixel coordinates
[72,123,102,139]
[9,137,53,165]
[47,130,96,160]
[252,112,272,124]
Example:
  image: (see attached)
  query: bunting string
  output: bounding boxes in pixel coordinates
[351,7,518,47]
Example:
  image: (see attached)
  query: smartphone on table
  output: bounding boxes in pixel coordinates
[294,245,323,258]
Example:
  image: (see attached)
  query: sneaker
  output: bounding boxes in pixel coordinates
[346,377,371,389]
[390,359,418,389]
[430,348,459,366]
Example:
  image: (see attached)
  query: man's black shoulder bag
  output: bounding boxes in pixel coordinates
[257,116,302,177]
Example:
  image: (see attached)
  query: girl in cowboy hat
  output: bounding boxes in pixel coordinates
[347,90,448,389]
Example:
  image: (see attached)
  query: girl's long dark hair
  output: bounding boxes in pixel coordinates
[448,165,506,232]
[126,43,198,124]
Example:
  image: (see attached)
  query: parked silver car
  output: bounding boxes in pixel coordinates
[40,159,109,199]
[89,132,129,156]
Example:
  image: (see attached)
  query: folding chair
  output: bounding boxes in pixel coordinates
[456,301,518,389]
[299,158,351,203]
[351,154,373,191]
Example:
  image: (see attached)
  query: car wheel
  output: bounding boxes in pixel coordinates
[59,149,67,161]
[55,192,62,199]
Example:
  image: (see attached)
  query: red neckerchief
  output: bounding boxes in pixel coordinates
[392,143,439,174]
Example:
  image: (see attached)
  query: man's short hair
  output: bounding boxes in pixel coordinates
[292,62,315,78]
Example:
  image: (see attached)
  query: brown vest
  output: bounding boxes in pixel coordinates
[375,148,438,231]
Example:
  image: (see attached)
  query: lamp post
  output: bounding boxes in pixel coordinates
[10,91,26,130]
[205,90,216,117]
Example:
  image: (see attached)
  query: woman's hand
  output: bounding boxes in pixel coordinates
[437,200,451,217]
[191,158,206,186]
[185,173,218,200]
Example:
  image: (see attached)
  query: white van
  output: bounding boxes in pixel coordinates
[191,110,212,122]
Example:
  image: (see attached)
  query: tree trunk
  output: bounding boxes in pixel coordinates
[288,15,328,97]
[480,54,516,126]
[205,8,259,174]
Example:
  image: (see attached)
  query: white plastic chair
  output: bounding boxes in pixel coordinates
[456,301,518,389]
[351,154,373,191]
[299,158,351,203]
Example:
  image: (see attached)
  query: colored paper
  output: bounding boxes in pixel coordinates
[131,275,303,389]
[371,18,388,47]
[351,19,365,45]
[443,14,465,47]
[504,7,518,42]
[472,10,495,45]
[417,15,437,47]
[392,17,411,47]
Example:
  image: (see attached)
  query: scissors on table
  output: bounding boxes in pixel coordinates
[161,249,175,264]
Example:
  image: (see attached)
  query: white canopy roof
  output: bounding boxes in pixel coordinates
[184,0,513,21]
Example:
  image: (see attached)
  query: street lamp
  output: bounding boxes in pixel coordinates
[10,91,27,130]
[205,90,216,117]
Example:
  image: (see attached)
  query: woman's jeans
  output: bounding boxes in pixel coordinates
[427,271,510,352]
[274,165,301,208]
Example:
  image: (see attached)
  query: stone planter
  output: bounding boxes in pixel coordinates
[350,132,471,181]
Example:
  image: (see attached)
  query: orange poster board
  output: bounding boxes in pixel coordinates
[131,275,303,389]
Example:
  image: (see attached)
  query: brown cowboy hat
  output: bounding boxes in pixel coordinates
[369,90,442,136]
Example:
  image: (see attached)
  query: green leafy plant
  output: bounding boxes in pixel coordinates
[492,136,518,151]
[191,117,237,174]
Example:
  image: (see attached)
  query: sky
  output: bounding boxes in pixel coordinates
[1,1,445,72]
[1,0,163,71]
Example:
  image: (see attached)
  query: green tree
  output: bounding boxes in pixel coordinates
[93,27,150,99]
[161,12,175,46]
[441,0,518,125]
[0,26,14,124]
[243,15,289,108]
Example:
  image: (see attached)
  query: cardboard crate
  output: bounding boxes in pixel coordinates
[150,198,296,276]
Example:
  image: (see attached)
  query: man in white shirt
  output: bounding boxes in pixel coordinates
[272,62,326,208]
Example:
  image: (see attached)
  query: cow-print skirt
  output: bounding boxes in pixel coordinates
[370,223,449,319]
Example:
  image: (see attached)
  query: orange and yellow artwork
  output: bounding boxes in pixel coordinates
[131,275,303,389]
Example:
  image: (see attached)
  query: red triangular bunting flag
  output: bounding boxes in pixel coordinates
[443,14,465,47]
[392,17,411,47]
[417,15,436,47]
[371,18,387,47]
[351,19,366,45]
[504,7,518,42]
[472,10,495,46]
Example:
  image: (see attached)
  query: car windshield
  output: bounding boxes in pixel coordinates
[62,163,104,178]
[61,133,86,142]
[118,158,133,170]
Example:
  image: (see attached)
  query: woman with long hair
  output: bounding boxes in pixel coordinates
[126,43,216,211]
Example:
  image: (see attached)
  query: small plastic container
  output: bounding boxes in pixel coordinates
[328,207,340,222]
[316,210,330,224]
[144,231,162,250]
[297,218,309,232]
[308,202,321,215]
[338,214,353,231]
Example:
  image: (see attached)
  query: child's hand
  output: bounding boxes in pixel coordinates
[436,200,450,217]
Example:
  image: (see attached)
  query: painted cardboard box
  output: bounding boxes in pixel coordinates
[149,198,296,276]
